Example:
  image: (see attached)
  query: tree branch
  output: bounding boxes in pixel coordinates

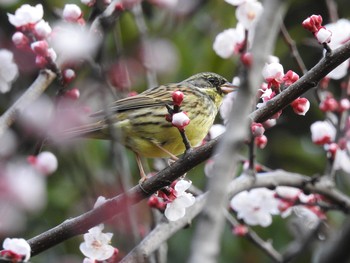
[0,69,56,137]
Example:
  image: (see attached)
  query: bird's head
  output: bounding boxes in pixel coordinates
[184,72,238,96]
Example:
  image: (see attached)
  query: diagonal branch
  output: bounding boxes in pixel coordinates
[27,40,350,256]
[0,69,56,137]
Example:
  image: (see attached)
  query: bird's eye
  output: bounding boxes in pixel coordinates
[208,77,220,87]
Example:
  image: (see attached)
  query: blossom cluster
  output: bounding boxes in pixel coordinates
[230,182,326,228]
[213,0,263,61]
[148,179,195,221]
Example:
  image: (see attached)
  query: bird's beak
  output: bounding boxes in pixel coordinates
[220,82,239,94]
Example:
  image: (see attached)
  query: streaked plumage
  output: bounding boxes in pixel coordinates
[67,72,237,158]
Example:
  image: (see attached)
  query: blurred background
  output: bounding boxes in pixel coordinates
[0,0,350,262]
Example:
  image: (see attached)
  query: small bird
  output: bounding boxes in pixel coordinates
[67,72,237,177]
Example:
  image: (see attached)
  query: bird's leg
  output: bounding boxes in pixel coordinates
[150,140,179,161]
[135,153,147,181]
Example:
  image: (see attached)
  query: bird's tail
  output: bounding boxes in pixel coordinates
[57,121,108,141]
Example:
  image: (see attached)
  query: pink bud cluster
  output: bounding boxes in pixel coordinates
[147,180,178,211]
[275,190,326,220]
[302,14,332,44]
[251,122,267,149]
[8,4,78,87]
[165,90,190,130]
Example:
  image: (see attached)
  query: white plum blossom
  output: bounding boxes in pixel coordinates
[0,50,18,93]
[220,92,237,124]
[80,225,115,261]
[310,121,336,145]
[213,29,238,58]
[5,162,47,212]
[213,26,245,59]
[333,143,350,174]
[50,23,101,63]
[164,179,195,221]
[7,4,43,27]
[236,0,263,30]
[2,238,31,262]
[262,62,284,88]
[324,19,350,79]
[230,188,279,227]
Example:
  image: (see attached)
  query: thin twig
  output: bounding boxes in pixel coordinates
[280,21,307,74]
[224,210,283,263]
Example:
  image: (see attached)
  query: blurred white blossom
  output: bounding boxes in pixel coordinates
[0,50,18,93]
[236,0,263,30]
[143,39,179,74]
[50,23,101,63]
[325,19,350,79]
[310,121,336,145]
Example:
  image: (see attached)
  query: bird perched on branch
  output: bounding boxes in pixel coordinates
[65,72,237,177]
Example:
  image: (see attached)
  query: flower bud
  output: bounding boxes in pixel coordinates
[302,14,323,33]
[255,135,268,149]
[251,122,265,137]
[171,112,190,130]
[282,70,299,86]
[31,40,49,56]
[172,90,184,106]
[291,97,310,116]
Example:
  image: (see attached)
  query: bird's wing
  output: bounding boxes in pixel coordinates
[90,85,175,117]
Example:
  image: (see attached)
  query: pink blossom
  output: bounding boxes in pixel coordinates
[255,135,268,149]
[262,62,284,89]
[12,32,29,48]
[319,96,338,112]
[63,68,76,84]
[282,70,299,86]
[7,4,43,28]
[251,122,265,137]
[302,14,323,33]
[31,40,49,56]
[310,121,336,145]
[172,90,184,106]
[291,97,310,116]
